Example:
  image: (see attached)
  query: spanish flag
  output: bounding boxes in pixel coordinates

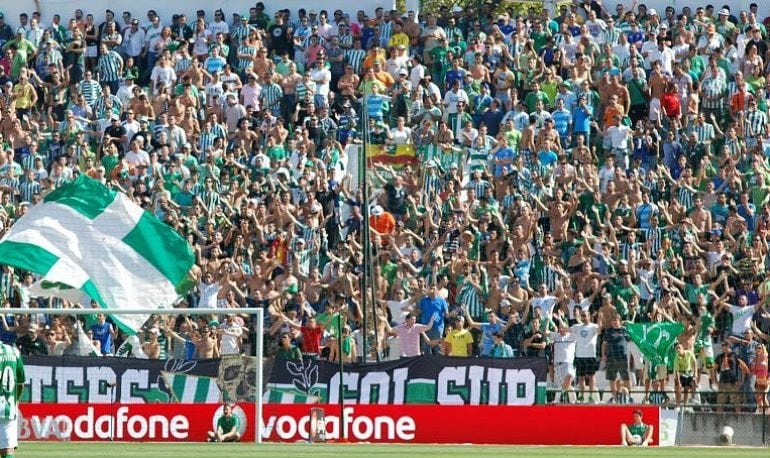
[366,143,418,167]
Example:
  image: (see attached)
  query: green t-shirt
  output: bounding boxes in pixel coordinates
[530,31,549,52]
[101,154,120,176]
[628,423,648,438]
[0,344,25,420]
[525,91,550,113]
[685,283,709,305]
[217,413,239,433]
[628,78,647,106]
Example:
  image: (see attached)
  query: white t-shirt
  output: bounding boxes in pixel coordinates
[311,68,331,96]
[532,295,558,317]
[552,332,577,363]
[198,281,220,309]
[607,125,631,149]
[570,322,599,358]
[386,299,411,324]
[220,325,243,355]
[567,299,590,320]
[729,304,754,335]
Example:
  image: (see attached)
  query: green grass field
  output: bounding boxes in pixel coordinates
[18,443,770,457]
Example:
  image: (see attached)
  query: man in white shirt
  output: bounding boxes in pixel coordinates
[571,307,600,403]
[443,79,469,115]
[646,37,676,75]
[125,139,150,167]
[310,60,331,107]
[553,318,577,403]
[605,115,632,169]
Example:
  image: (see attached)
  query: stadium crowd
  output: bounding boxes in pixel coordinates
[0,1,768,411]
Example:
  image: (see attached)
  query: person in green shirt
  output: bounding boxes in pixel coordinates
[207,404,241,442]
[621,409,653,446]
[673,342,698,406]
[524,82,550,113]
[275,333,302,361]
[613,273,640,319]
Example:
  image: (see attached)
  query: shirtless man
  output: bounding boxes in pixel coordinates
[195,326,220,358]
[689,195,713,232]
[648,60,668,122]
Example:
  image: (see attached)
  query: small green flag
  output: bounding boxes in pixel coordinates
[625,322,684,367]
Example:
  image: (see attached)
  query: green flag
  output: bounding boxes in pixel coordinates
[0,175,195,334]
[625,322,684,367]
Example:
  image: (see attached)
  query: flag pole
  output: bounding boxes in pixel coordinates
[361,91,370,363]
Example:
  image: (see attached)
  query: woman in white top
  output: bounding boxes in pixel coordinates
[390,116,412,144]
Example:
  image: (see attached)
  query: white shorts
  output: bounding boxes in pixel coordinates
[555,362,576,386]
[0,418,18,449]
[649,98,661,121]
[86,45,98,58]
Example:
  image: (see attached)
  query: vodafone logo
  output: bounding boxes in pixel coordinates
[19,407,190,440]
[264,407,416,441]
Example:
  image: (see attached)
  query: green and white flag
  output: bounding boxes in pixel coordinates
[0,175,195,333]
[626,322,684,367]
[162,372,222,403]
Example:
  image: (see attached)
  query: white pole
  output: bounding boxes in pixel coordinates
[255,307,264,444]
[7,308,258,315]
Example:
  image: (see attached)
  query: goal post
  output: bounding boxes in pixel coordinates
[14,307,265,443]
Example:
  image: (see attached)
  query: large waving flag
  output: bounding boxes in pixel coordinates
[626,322,684,368]
[0,175,195,333]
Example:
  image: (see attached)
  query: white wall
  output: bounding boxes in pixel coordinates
[1,0,395,29]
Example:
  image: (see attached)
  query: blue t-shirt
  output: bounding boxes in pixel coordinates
[445,69,466,89]
[494,147,515,176]
[573,106,592,133]
[551,109,572,138]
[0,315,15,344]
[418,296,448,329]
[538,149,558,166]
[91,322,114,354]
[480,322,504,356]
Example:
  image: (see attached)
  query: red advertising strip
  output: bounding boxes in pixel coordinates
[19,404,659,446]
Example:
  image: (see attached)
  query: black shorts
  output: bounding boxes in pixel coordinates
[605,359,630,381]
[575,357,600,377]
[679,375,695,389]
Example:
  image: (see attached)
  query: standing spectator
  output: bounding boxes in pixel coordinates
[90,313,117,355]
[602,314,632,403]
[387,313,434,357]
[715,341,750,413]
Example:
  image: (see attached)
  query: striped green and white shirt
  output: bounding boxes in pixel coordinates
[603,27,622,46]
[745,109,767,138]
[692,123,715,143]
[701,77,726,110]
[97,51,123,82]
[79,80,102,107]
[175,56,193,73]
[260,82,283,113]
[237,45,256,71]
[345,49,366,75]
[0,344,24,421]
[19,180,41,203]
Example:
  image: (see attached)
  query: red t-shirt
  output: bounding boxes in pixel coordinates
[300,326,324,354]
[661,92,680,118]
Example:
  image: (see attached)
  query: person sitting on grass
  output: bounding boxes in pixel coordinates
[621,410,653,446]
[207,404,241,442]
